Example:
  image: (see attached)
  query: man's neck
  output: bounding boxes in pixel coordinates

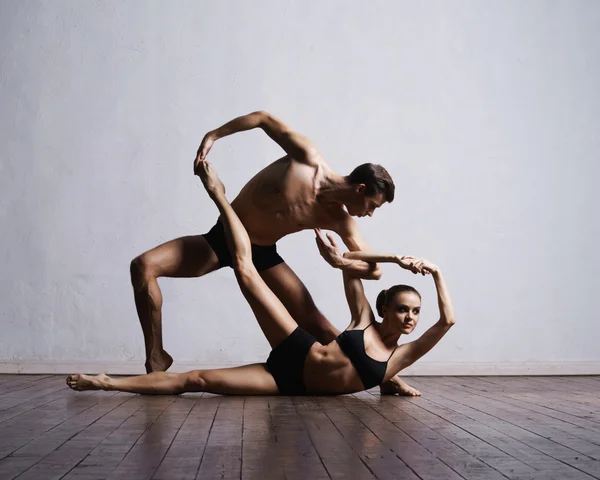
[316,174,352,207]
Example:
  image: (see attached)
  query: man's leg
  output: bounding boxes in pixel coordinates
[259,262,340,344]
[130,235,220,373]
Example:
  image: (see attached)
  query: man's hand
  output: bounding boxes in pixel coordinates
[193,133,215,175]
[314,228,345,268]
[396,256,437,275]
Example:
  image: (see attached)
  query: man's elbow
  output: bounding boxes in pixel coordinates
[368,265,382,280]
[253,110,270,125]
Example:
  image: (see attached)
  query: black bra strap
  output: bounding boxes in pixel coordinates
[387,346,398,362]
[363,322,375,331]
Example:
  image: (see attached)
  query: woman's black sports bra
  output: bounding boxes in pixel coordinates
[335,322,397,389]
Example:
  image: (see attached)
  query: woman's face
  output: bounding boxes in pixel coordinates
[384,291,421,334]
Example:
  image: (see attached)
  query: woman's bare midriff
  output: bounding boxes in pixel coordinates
[302,342,365,395]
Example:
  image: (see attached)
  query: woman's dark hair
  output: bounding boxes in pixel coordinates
[348,163,395,202]
[376,285,421,317]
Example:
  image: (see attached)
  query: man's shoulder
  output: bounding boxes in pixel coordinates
[287,148,332,170]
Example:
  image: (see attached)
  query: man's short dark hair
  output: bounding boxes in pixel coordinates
[348,163,395,203]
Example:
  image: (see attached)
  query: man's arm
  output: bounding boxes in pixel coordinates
[329,218,383,280]
[195,111,319,165]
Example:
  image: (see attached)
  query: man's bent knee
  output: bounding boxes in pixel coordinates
[130,255,155,289]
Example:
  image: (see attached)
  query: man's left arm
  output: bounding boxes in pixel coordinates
[326,219,382,280]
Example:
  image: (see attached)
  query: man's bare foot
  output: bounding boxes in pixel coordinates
[145,350,173,373]
[66,373,110,391]
[380,377,422,396]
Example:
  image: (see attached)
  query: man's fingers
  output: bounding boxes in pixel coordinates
[326,233,338,247]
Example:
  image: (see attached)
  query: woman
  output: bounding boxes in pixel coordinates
[67,162,455,395]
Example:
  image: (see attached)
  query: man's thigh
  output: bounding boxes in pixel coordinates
[259,262,341,344]
[140,235,221,278]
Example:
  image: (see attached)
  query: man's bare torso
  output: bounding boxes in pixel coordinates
[230,155,346,245]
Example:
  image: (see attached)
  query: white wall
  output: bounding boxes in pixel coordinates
[1,1,599,375]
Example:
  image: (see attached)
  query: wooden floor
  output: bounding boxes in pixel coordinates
[0,375,599,479]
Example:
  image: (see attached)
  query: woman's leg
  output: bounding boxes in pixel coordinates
[197,162,299,348]
[66,363,279,395]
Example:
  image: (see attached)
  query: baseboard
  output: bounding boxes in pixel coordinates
[1,361,599,376]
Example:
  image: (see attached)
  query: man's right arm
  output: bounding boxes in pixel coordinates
[196,111,319,164]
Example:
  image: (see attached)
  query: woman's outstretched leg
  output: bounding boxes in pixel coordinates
[66,363,279,395]
[67,371,187,394]
[195,162,299,349]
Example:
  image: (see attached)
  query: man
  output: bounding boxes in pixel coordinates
[130,111,420,396]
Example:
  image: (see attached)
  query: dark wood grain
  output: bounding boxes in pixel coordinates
[0,375,599,479]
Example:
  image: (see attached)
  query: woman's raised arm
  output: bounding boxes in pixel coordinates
[387,263,456,378]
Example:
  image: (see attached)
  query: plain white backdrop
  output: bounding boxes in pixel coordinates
[1,1,599,374]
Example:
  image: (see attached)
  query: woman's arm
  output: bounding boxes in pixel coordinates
[343,251,426,275]
[387,266,456,378]
[315,229,373,327]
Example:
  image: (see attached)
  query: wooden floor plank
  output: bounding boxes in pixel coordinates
[342,391,466,480]
[151,394,219,480]
[398,383,596,480]
[0,381,74,424]
[242,396,329,480]
[0,391,125,479]
[408,377,600,479]
[61,394,180,480]
[98,396,193,480]
[371,390,552,479]
[0,377,67,407]
[429,377,600,456]
[0,389,115,460]
[0,375,54,392]
[469,377,600,419]
[0,375,599,480]
[292,395,376,479]
[12,394,142,480]
[0,377,74,411]
[354,391,509,480]
[195,395,244,480]
[318,396,421,480]
[452,377,600,435]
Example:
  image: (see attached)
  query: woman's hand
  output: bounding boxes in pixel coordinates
[193,132,216,175]
[397,256,438,275]
[196,161,226,198]
[314,228,344,268]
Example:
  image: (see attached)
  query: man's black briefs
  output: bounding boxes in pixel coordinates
[202,219,285,272]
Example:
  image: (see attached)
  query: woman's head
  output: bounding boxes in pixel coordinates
[376,285,421,334]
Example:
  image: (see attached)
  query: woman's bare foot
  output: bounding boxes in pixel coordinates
[380,376,422,396]
[145,350,173,373]
[66,373,110,391]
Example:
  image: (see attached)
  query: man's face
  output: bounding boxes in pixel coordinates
[347,188,386,217]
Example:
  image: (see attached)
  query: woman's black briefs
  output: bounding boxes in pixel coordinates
[202,219,284,271]
[266,327,317,395]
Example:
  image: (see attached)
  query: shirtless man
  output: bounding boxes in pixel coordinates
[130,111,420,396]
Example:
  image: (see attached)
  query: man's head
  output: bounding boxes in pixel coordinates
[345,163,395,217]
